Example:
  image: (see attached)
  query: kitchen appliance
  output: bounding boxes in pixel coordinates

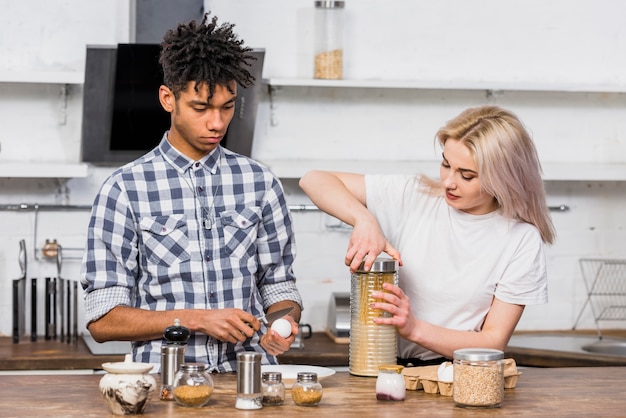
[326,292,350,343]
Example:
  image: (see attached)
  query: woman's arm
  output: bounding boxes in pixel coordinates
[372,283,524,358]
[299,170,401,272]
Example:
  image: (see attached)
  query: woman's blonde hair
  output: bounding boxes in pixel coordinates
[426,105,555,244]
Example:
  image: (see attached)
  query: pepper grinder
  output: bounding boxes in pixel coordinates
[159,318,190,400]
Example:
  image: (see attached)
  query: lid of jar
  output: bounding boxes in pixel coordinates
[356,258,398,273]
[296,371,318,382]
[262,371,282,382]
[453,348,504,361]
[101,353,154,374]
[378,364,404,373]
[179,363,208,372]
[315,1,345,8]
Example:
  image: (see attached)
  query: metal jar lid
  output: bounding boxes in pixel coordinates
[315,1,345,8]
[453,348,504,361]
[356,258,398,273]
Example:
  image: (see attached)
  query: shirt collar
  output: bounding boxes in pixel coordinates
[159,133,222,174]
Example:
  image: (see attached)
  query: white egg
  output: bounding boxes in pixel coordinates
[270,318,292,338]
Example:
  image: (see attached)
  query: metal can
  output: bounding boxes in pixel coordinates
[453,348,504,408]
[349,258,399,376]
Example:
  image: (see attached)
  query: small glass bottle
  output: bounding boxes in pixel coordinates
[172,363,213,408]
[313,1,345,80]
[376,365,405,401]
[453,348,504,408]
[261,371,286,406]
[292,372,323,406]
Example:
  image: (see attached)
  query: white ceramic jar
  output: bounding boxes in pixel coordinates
[99,354,156,415]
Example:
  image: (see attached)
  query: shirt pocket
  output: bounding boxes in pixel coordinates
[220,207,261,259]
[139,214,190,267]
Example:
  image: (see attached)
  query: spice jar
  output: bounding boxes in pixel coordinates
[172,363,214,408]
[350,258,399,376]
[453,348,504,408]
[313,0,345,79]
[292,372,323,406]
[376,365,405,401]
[262,371,285,406]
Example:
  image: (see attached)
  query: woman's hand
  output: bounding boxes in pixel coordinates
[345,220,402,273]
[370,282,416,339]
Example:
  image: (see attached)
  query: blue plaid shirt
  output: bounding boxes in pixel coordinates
[81,135,302,372]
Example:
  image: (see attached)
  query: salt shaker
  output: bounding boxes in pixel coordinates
[236,352,263,410]
[159,318,190,400]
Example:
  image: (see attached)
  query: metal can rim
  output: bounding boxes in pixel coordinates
[356,258,398,273]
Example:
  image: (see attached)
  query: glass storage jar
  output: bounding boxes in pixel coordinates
[172,363,213,407]
[350,258,399,376]
[453,348,504,408]
[376,364,405,401]
[313,0,345,79]
[292,372,323,406]
[261,371,285,406]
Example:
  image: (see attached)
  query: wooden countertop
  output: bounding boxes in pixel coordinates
[2,367,626,416]
[3,330,626,370]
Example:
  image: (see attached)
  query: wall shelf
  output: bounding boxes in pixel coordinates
[267,78,626,94]
[260,159,626,182]
[0,162,89,178]
[0,71,84,84]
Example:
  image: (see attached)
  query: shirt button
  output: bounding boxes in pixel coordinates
[205,255,211,261]
[195,162,200,168]
[198,186,204,193]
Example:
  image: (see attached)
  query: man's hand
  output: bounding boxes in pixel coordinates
[260,315,298,356]
[194,308,261,344]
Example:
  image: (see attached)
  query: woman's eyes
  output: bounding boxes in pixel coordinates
[441,162,475,181]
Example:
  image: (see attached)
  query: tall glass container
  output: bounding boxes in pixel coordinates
[349,258,398,376]
[314,1,345,80]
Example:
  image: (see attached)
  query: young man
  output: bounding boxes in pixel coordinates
[81,13,302,372]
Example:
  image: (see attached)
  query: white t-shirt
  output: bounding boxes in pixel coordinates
[365,174,548,360]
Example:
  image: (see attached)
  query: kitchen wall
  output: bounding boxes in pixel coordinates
[0,0,625,339]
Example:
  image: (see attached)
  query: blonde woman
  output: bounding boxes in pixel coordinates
[300,105,555,366]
